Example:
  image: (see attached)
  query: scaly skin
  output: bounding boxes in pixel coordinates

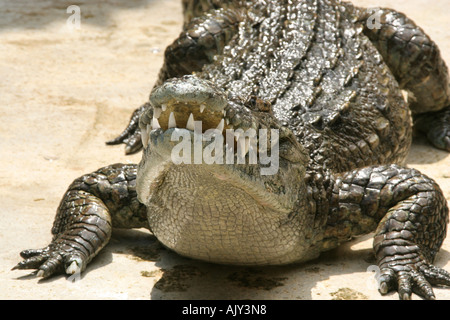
[326,165,449,299]
[356,6,450,150]
[13,164,147,277]
[15,0,450,299]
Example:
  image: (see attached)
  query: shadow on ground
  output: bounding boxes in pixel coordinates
[407,133,449,165]
[84,229,448,300]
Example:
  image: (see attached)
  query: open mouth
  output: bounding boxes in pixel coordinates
[138,76,258,157]
[140,101,231,148]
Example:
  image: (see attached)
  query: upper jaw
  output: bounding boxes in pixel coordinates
[139,75,257,150]
[150,75,228,113]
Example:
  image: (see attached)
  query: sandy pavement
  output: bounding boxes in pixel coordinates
[1,0,449,299]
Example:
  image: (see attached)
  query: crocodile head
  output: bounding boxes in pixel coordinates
[136,75,310,265]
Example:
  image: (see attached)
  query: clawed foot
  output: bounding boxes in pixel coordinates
[377,257,450,300]
[12,244,86,279]
[106,103,149,154]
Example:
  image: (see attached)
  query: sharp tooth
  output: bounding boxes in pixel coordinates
[168,112,176,128]
[186,113,195,131]
[153,107,162,118]
[226,118,230,125]
[152,117,160,129]
[200,104,206,113]
[161,104,167,112]
[223,110,226,116]
[141,134,149,148]
[141,125,149,148]
[216,118,225,132]
[141,124,148,137]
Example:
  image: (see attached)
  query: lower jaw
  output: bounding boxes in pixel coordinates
[140,158,307,265]
[137,127,255,205]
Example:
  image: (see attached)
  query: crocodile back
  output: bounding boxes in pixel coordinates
[199,0,412,173]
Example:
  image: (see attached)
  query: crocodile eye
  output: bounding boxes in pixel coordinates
[246,95,258,110]
[245,95,272,113]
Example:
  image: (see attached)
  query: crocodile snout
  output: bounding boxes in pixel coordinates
[150,75,227,113]
[140,75,235,148]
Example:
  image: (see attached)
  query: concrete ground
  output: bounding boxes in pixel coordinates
[1,0,449,300]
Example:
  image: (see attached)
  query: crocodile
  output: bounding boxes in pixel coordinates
[14,0,450,300]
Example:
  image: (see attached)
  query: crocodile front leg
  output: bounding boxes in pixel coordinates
[13,163,147,279]
[324,165,450,299]
[108,7,244,154]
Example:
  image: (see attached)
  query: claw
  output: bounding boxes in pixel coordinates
[19,248,45,259]
[379,281,389,295]
[397,271,412,300]
[124,131,143,155]
[12,254,47,270]
[106,103,147,154]
[401,292,412,300]
[66,261,81,275]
